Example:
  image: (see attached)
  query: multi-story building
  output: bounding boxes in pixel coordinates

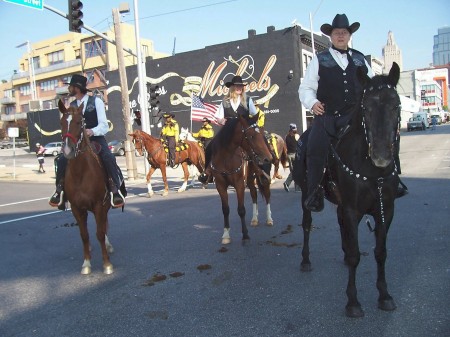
[433,27,450,66]
[382,31,403,73]
[0,23,168,127]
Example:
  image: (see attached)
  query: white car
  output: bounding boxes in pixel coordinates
[43,142,63,156]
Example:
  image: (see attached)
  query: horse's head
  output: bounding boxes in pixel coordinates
[59,99,85,159]
[238,114,273,167]
[358,62,401,168]
[128,130,145,157]
[179,127,189,141]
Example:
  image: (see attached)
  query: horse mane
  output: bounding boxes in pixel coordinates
[211,117,240,150]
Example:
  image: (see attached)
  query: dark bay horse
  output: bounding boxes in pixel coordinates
[245,132,288,226]
[58,100,115,275]
[129,129,205,196]
[209,114,272,244]
[293,63,402,317]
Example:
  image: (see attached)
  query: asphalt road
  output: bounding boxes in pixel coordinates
[0,125,449,337]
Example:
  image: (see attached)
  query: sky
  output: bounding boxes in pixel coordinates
[0,0,448,81]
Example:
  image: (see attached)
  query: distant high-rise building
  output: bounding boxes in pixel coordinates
[382,31,403,73]
[433,27,450,66]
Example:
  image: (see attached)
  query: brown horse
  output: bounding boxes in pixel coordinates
[129,129,205,196]
[267,132,288,182]
[245,132,287,226]
[58,99,114,275]
[209,114,272,244]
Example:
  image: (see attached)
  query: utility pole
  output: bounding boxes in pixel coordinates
[112,8,137,180]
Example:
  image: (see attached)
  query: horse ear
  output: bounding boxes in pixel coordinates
[58,99,67,113]
[357,66,370,87]
[388,62,400,87]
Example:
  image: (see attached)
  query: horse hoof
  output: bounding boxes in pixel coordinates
[162,190,169,197]
[81,266,91,275]
[250,220,259,227]
[222,238,231,245]
[378,298,396,311]
[345,305,364,318]
[104,264,114,275]
[177,188,185,193]
[147,192,153,198]
[300,263,312,272]
[266,220,273,226]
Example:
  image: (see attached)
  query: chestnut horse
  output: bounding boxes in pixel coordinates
[58,100,115,275]
[267,132,288,182]
[209,114,272,244]
[129,129,205,196]
[245,132,288,226]
[293,63,402,317]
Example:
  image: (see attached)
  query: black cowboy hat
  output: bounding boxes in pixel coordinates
[225,75,248,88]
[202,117,211,123]
[320,14,360,36]
[162,112,175,118]
[64,74,89,91]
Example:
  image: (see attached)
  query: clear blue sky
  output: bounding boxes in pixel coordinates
[0,0,448,81]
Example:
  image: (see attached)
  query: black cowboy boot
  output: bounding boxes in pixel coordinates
[109,179,125,208]
[304,185,325,212]
[49,183,64,208]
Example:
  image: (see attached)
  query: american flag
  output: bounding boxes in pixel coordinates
[191,94,219,125]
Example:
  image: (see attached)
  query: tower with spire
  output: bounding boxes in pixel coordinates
[382,31,403,73]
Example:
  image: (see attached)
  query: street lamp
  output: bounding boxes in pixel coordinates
[16,41,37,100]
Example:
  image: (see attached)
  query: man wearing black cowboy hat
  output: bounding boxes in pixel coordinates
[299,14,374,212]
[192,117,214,148]
[49,74,126,209]
[160,112,179,167]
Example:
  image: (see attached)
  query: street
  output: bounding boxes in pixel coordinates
[0,125,449,337]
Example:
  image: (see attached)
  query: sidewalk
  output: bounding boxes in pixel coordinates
[0,152,187,184]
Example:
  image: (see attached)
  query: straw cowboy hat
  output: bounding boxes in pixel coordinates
[320,14,360,36]
[225,75,247,88]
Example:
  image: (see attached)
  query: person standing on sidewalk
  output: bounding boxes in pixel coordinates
[35,143,46,173]
[283,124,300,192]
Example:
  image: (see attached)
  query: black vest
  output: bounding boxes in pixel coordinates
[316,49,367,114]
[222,97,249,118]
[70,96,98,129]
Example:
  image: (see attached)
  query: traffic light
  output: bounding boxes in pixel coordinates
[68,1,83,33]
[149,85,160,111]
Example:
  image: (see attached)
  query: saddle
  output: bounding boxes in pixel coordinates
[163,141,189,153]
[90,141,102,154]
[264,131,279,160]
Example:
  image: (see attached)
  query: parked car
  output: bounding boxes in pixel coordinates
[0,139,28,149]
[430,115,442,125]
[43,142,63,156]
[108,140,125,156]
[406,117,426,131]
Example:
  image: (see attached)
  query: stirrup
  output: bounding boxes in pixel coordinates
[49,190,64,207]
[110,190,125,208]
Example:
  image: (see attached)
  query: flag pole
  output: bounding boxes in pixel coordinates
[190,94,193,132]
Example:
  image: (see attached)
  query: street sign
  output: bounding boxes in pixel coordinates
[3,0,43,10]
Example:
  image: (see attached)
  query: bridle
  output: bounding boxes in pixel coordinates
[62,113,87,157]
[360,83,401,158]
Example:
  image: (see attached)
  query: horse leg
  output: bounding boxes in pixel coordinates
[178,163,189,193]
[160,165,169,196]
[262,181,273,226]
[71,207,91,275]
[247,173,259,227]
[374,210,396,312]
[94,207,113,274]
[236,180,250,242]
[273,160,282,180]
[146,166,156,197]
[300,187,313,272]
[340,209,364,318]
[105,218,114,253]
[217,183,231,244]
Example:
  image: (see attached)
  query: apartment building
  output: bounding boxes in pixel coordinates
[0,23,168,126]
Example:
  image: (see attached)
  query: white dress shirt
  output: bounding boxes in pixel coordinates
[299,47,374,110]
[215,96,258,121]
[76,94,109,136]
